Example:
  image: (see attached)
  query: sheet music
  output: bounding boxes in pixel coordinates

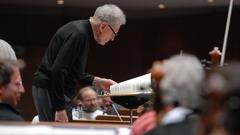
[110,73,152,95]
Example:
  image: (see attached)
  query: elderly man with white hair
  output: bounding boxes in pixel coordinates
[144,54,205,135]
[32,4,126,122]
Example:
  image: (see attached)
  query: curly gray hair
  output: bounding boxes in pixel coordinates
[160,54,205,109]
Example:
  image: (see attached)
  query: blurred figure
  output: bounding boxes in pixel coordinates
[130,60,165,135]
[203,62,240,135]
[72,86,103,120]
[0,59,25,121]
[223,65,240,135]
[144,54,205,135]
[0,39,17,61]
[198,68,227,135]
[130,110,157,135]
[222,62,240,135]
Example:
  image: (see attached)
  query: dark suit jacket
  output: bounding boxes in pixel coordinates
[144,115,198,135]
[0,103,24,121]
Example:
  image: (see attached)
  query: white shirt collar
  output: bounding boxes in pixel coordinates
[161,107,192,125]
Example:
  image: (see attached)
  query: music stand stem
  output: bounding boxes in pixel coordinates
[130,109,133,124]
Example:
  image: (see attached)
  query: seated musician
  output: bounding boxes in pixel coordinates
[0,59,25,121]
[98,96,117,115]
[131,54,205,135]
[72,86,104,120]
[144,54,205,135]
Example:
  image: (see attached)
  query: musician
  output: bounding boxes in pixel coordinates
[144,54,205,135]
[199,62,240,135]
[72,86,104,120]
[222,62,240,135]
[32,4,126,122]
[0,59,25,121]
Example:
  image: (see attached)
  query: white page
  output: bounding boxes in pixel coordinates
[110,73,152,95]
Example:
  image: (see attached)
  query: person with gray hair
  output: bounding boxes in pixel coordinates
[89,4,126,44]
[32,4,126,122]
[160,54,204,109]
[0,39,17,61]
[144,54,205,135]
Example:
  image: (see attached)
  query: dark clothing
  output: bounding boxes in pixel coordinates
[32,86,54,121]
[32,20,95,121]
[32,86,73,121]
[0,103,24,121]
[144,115,198,135]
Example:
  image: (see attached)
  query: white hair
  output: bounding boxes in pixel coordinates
[0,39,17,61]
[91,4,126,26]
[160,54,205,109]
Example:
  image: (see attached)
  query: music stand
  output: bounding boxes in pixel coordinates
[99,92,152,124]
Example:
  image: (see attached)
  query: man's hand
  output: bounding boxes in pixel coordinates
[55,109,69,123]
[93,77,117,91]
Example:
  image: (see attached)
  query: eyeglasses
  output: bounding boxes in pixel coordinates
[108,24,117,37]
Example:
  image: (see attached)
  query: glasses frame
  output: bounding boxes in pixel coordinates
[108,24,117,37]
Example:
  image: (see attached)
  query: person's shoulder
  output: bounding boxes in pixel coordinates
[54,20,89,40]
[61,19,88,29]
[145,119,195,135]
[58,20,89,35]
[73,20,91,33]
[0,103,24,121]
[0,103,20,114]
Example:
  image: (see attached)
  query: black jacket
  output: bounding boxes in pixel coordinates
[33,20,95,110]
[144,114,198,135]
[0,103,24,121]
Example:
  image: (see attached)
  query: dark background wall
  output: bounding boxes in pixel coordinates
[0,7,239,121]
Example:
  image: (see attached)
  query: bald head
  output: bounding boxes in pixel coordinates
[77,86,98,113]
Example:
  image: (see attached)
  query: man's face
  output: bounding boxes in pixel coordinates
[81,90,98,113]
[0,68,25,107]
[99,97,112,108]
[97,22,120,46]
